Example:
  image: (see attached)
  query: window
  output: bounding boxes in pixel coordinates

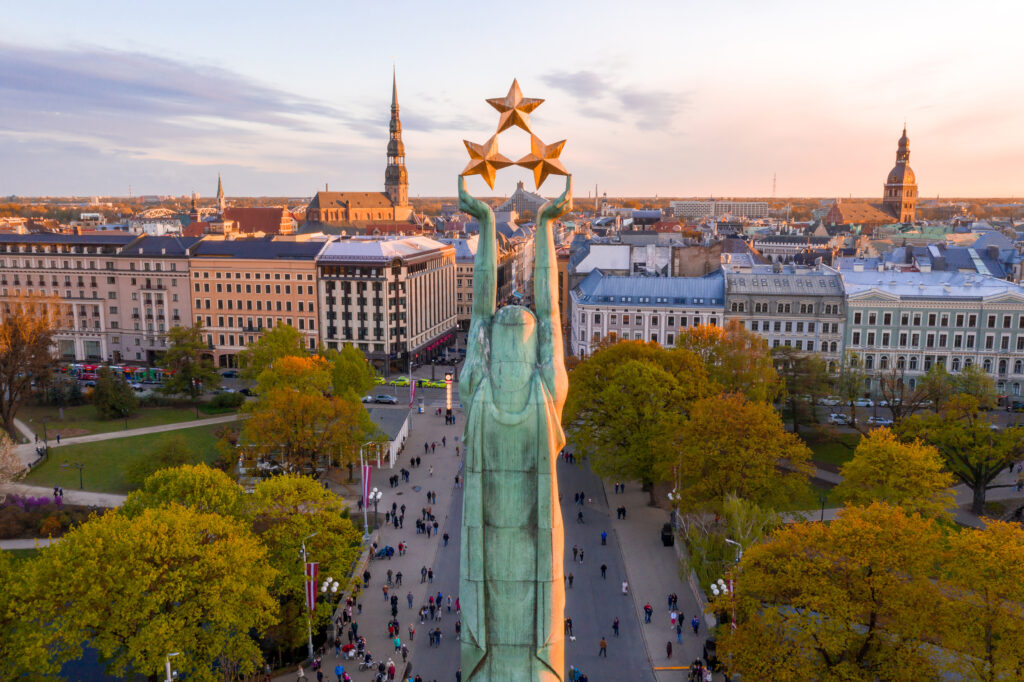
[897,356,906,369]
[1004,315,1012,329]
[854,312,862,324]
[956,314,965,327]
[901,313,910,326]
[985,335,994,350]
[593,313,601,324]
[909,356,919,371]
[750,321,759,331]
[622,315,629,325]
[881,332,890,346]
[867,332,875,346]
[806,341,814,351]
[988,315,996,328]
[883,312,892,325]
[968,314,977,327]
[852,331,861,345]
[913,314,921,326]
[868,313,877,325]
[928,313,937,326]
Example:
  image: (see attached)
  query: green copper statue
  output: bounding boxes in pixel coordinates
[458,174,572,681]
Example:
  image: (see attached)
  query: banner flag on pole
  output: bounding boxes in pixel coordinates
[362,464,372,507]
[305,562,319,613]
[409,377,416,407]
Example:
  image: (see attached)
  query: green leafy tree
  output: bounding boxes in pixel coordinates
[92,366,137,420]
[250,475,362,649]
[677,320,781,402]
[123,463,247,519]
[876,364,932,425]
[238,323,307,381]
[669,393,814,512]
[835,351,870,424]
[161,324,219,408]
[563,340,710,503]
[323,343,377,400]
[900,395,1023,514]
[833,427,955,519]
[3,506,277,680]
[771,346,830,434]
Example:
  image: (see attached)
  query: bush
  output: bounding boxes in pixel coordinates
[205,392,245,410]
[39,515,61,537]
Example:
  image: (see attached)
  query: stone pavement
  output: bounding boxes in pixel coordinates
[0,482,127,507]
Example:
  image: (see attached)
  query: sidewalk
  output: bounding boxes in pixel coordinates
[0,537,59,550]
[606,480,712,682]
[273,398,465,681]
[0,483,127,507]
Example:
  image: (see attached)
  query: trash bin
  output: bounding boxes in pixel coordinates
[660,522,674,547]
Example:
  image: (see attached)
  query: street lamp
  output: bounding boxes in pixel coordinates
[370,487,383,528]
[122,407,129,431]
[359,441,379,535]
[300,532,319,661]
[321,576,341,616]
[61,461,85,489]
[165,652,180,682]
[445,371,454,420]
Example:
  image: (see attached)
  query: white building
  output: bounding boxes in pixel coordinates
[670,200,769,220]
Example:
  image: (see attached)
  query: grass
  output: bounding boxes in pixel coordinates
[800,429,860,469]
[23,422,238,494]
[18,404,228,439]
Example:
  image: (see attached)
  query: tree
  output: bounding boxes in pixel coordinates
[3,506,277,680]
[669,393,814,512]
[323,343,377,400]
[122,463,247,519]
[92,366,137,420]
[876,364,931,425]
[721,492,781,551]
[237,323,307,381]
[125,435,197,489]
[241,388,376,472]
[715,503,950,681]
[250,475,362,649]
[676,321,781,403]
[0,295,55,436]
[161,324,219,407]
[835,351,870,424]
[919,363,998,412]
[833,427,955,519]
[900,396,1023,514]
[0,432,20,484]
[254,354,332,396]
[771,346,830,434]
[563,340,710,503]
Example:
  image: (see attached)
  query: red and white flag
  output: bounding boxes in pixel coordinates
[362,464,372,507]
[305,562,319,613]
[409,378,416,407]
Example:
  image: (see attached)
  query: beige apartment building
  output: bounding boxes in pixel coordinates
[187,236,329,368]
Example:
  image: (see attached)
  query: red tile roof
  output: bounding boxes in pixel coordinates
[183,221,206,237]
[223,207,294,234]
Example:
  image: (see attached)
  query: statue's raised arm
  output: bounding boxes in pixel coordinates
[459,176,497,321]
[534,175,572,407]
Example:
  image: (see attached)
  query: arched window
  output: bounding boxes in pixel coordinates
[999,359,1007,374]
[983,358,992,372]
[909,356,919,371]
[1014,383,1021,396]
[1015,360,1023,374]
[880,355,889,369]
[865,355,874,370]
[952,357,961,372]
[897,356,906,369]
[830,341,837,352]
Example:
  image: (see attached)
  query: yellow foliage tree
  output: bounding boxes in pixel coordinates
[0,294,56,435]
[834,428,955,519]
[676,320,781,403]
[254,354,332,396]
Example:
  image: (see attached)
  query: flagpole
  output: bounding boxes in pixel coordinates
[360,446,368,535]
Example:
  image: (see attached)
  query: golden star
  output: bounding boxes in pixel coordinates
[486,79,544,134]
[461,134,513,189]
[516,134,568,189]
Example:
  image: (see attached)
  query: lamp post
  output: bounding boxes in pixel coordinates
[358,441,379,535]
[819,492,827,522]
[122,407,129,431]
[321,576,341,618]
[61,461,85,489]
[300,532,319,661]
[445,371,454,420]
[723,538,743,631]
[370,487,383,528]
[40,417,50,449]
[165,652,180,682]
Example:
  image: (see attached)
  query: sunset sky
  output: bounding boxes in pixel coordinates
[2,0,1023,199]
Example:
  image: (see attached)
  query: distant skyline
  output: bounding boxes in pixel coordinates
[2,1,1024,198]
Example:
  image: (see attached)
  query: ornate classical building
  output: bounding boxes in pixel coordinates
[306,72,414,226]
[882,126,918,223]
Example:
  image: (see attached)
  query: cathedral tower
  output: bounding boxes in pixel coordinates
[882,125,917,223]
[385,68,409,207]
[216,174,226,215]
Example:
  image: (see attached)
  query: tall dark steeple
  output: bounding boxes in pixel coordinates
[385,67,409,207]
[189,192,200,224]
[882,125,917,223]
[216,174,225,215]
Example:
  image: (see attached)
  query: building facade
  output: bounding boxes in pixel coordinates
[188,237,327,367]
[317,236,457,371]
[670,200,769,220]
[570,269,725,356]
[839,262,1024,398]
[882,126,917,223]
[722,263,846,365]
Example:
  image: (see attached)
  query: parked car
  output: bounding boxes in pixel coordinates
[373,376,385,385]
[374,394,398,404]
[828,413,851,425]
[867,416,894,426]
[217,386,236,393]
[239,387,254,396]
[388,376,410,387]
[853,398,874,407]
[818,397,841,406]
[361,395,374,403]
[221,370,239,378]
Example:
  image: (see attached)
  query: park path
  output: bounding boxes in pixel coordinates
[12,413,242,468]
[0,537,59,550]
[0,483,127,508]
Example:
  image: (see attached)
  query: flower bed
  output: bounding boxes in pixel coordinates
[0,495,103,539]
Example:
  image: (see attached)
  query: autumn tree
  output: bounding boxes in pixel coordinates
[323,343,377,400]
[123,463,247,519]
[238,323,307,381]
[919,362,998,412]
[715,503,950,681]
[563,340,710,502]
[0,295,56,436]
[0,432,21,484]
[771,346,830,434]
[676,321,781,402]
[92,366,137,420]
[250,475,362,649]
[161,324,219,408]
[669,393,814,512]
[876,364,931,425]
[2,506,277,680]
[833,427,955,518]
[900,396,1023,514]
[835,350,870,423]
[254,354,332,396]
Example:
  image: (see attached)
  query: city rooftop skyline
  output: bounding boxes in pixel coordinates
[2,0,1024,198]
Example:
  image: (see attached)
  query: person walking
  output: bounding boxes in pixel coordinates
[666,641,673,660]
[600,563,607,579]
[572,545,578,562]
[598,637,607,657]
[644,603,653,623]
[691,614,700,635]
[622,581,629,595]
[567,572,574,588]
[612,617,620,636]
[676,621,683,643]
[600,530,607,545]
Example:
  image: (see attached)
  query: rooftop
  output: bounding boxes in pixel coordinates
[317,236,451,263]
[838,264,1024,301]
[571,269,725,308]
[189,237,326,260]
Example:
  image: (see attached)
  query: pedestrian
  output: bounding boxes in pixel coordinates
[447,595,452,612]
[598,637,607,657]
[407,592,414,609]
[456,667,462,682]
[601,530,607,545]
[622,581,629,595]
[676,621,683,643]
[644,603,653,623]
[612,617,619,636]
[387,569,393,585]
[574,492,579,505]
[401,643,409,662]
[579,549,584,564]
[396,571,402,586]
[572,545,578,561]
[577,509,584,524]
[296,665,305,680]
[567,572,574,588]
[431,442,436,453]
[442,436,446,447]
[424,442,429,454]
[456,446,460,457]
[455,619,462,640]
[409,623,415,640]
[600,563,607,579]
[429,465,434,477]
[670,609,678,628]
[393,636,401,652]
[691,615,700,635]
[421,566,428,583]
[666,641,673,659]
[56,433,61,444]
[428,568,434,583]
[334,664,344,682]
[564,617,573,636]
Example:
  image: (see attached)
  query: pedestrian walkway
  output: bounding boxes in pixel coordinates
[272,398,465,682]
[13,413,242,468]
[0,483,127,508]
[606,480,710,682]
[0,537,58,550]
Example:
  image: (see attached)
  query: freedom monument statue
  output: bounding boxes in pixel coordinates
[457,80,572,682]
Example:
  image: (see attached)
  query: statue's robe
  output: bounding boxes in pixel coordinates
[459,314,565,681]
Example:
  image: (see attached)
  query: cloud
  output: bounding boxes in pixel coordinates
[616,88,689,130]
[541,70,609,99]
[541,68,688,130]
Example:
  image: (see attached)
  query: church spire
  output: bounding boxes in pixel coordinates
[385,67,409,207]
[216,174,225,214]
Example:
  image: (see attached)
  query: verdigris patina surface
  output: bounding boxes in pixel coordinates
[458,171,572,681]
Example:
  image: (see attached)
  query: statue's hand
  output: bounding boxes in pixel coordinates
[459,176,491,222]
[539,176,573,224]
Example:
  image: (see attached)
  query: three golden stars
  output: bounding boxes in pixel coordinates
[461,79,568,190]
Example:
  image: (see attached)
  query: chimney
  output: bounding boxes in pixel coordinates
[161,248,166,255]
[987,245,999,260]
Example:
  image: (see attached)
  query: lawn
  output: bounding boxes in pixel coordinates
[18,404,228,440]
[23,422,238,494]
[800,429,860,470]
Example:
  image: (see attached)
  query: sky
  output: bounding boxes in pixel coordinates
[2,0,1023,199]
